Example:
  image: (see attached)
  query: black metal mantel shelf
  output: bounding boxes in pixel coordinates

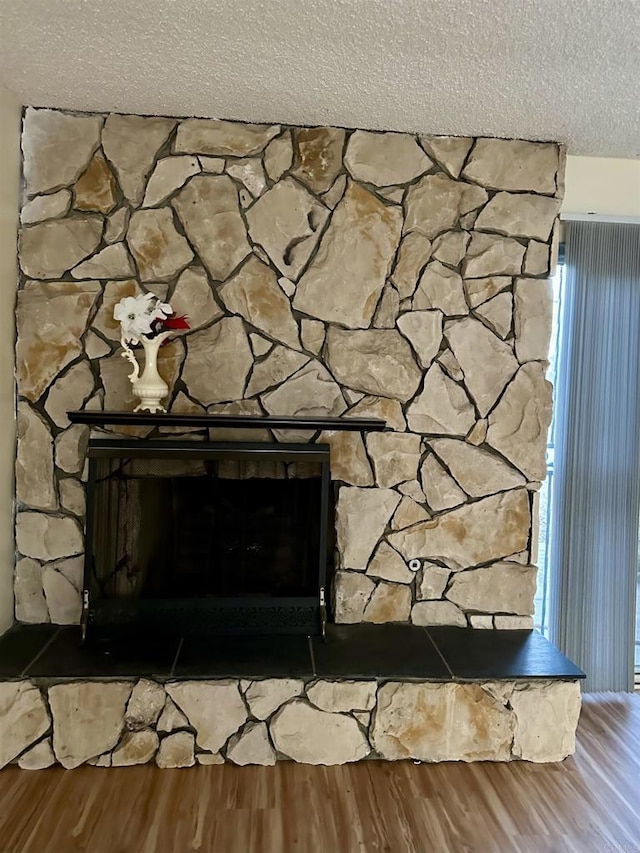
[67,411,387,432]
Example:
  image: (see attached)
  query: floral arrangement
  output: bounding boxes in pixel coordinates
[114,293,189,344]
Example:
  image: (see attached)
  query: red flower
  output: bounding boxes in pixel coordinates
[162,315,190,331]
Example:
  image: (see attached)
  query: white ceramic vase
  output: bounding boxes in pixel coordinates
[121,332,171,413]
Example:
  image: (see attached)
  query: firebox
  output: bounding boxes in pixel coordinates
[83,438,332,639]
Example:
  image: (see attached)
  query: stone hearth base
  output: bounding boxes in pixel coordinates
[1,676,581,769]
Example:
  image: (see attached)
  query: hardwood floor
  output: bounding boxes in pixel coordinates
[0,692,638,852]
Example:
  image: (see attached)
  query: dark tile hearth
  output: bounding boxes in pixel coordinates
[0,623,585,682]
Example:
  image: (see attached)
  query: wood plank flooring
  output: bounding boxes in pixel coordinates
[0,692,638,853]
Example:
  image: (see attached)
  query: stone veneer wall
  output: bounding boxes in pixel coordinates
[14,109,563,629]
[0,677,581,769]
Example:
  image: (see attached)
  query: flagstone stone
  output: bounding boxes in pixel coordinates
[475,192,560,241]
[0,682,51,769]
[226,157,267,197]
[166,681,247,754]
[464,233,525,278]
[21,190,71,225]
[42,567,81,624]
[245,679,304,721]
[44,361,95,427]
[227,722,276,766]
[429,438,526,497]
[318,431,374,486]
[261,361,346,418]
[411,600,467,627]
[420,453,467,512]
[336,486,400,572]
[14,558,49,623]
[431,230,470,266]
[462,139,559,194]
[366,432,421,488]
[270,700,370,764]
[58,479,85,516]
[344,395,406,432]
[71,243,135,279]
[524,240,550,276]
[19,216,103,279]
[365,542,414,584]
[73,150,117,213]
[419,136,473,178]
[292,127,345,193]
[447,562,537,615]
[373,284,400,329]
[127,207,194,281]
[417,564,451,599]
[172,174,251,281]
[104,207,130,243]
[54,424,90,475]
[102,114,176,206]
[345,130,432,186]
[170,266,224,332]
[413,261,468,316]
[391,232,433,299]
[474,292,513,339]
[182,317,253,405]
[294,183,402,328]
[16,402,57,511]
[391,496,430,531]
[514,278,553,362]
[264,131,293,182]
[396,310,442,368]
[404,173,488,239]
[22,108,103,194]
[406,363,475,435]
[464,276,512,308]
[246,346,309,396]
[363,582,412,622]
[301,318,325,355]
[175,118,279,157]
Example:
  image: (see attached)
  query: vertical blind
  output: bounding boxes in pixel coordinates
[550,221,640,692]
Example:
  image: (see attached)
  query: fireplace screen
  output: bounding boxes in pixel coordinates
[84,439,332,637]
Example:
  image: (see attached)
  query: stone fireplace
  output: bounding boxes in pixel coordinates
[0,108,583,771]
[15,108,560,632]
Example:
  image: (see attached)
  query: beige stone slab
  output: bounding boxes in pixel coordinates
[175,118,279,157]
[464,233,525,278]
[0,682,51,769]
[21,190,71,225]
[166,681,246,754]
[111,729,159,766]
[366,432,421,488]
[19,217,103,279]
[366,542,414,584]
[510,681,581,762]
[391,232,433,299]
[446,562,537,615]
[420,453,467,512]
[227,722,276,766]
[397,309,443,369]
[142,156,200,207]
[261,361,346,418]
[245,679,305,721]
[475,192,560,242]
[182,318,253,405]
[406,362,475,435]
[292,127,345,193]
[170,266,224,332]
[307,681,377,713]
[73,150,117,214]
[264,132,293,182]
[318,430,374,486]
[429,438,526,497]
[156,731,195,768]
[462,138,559,194]
[44,361,95,428]
[474,292,513,339]
[127,207,194,281]
[42,568,81,624]
[269,700,370,764]
[344,130,432,186]
[333,571,376,623]
[417,563,451,600]
[14,558,49,623]
[404,173,487,239]
[418,136,473,179]
[363,582,412,623]
[344,395,406,432]
[294,182,402,328]
[411,600,466,627]
[514,277,553,363]
[16,512,83,562]
[388,489,530,569]
[413,261,468,316]
[336,486,400,571]
[16,401,57,510]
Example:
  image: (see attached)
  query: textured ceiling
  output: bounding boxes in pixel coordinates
[0,0,638,157]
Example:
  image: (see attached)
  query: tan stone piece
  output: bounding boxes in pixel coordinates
[227,722,276,766]
[464,233,525,278]
[429,437,525,497]
[307,681,377,713]
[326,327,421,402]
[157,698,189,733]
[51,556,83,591]
[322,174,347,209]
[0,682,51,769]
[364,582,412,622]
[14,558,49,623]
[344,130,432,186]
[220,256,300,348]
[411,600,466,626]
[345,395,406,432]
[301,318,325,356]
[445,317,518,416]
[510,681,581,762]
[464,275,512,308]
[318,431,374,486]
[270,700,370,764]
[102,114,176,206]
[475,192,560,242]
[437,348,464,382]
[112,729,159,766]
[486,363,552,480]
[18,738,56,770]
[54,424,90,474]
[172,174,251,281]
[175,118,279,157]
[71,242,135,279]
[171,266,224,332]
[462,138,559,194]
[49,681,131,769]
[44,361,95,428]
[466,419,488,446]
[470,614,494,629]
[249,333,273,358]
[417,564,451,600]
[474,292,513,339]
[413,261,468,316]
[391,232,433,299]
[156,731,196,768]
[420,453,467,512]
[245,679,305,721]
[261,361,346,418]
[42,568,81,624]
[264,131,294,182]
[294,182,402,328]
[524,240,550,276]
[292,127,345,193]
[198,156,225,174]
[406,362,475,435]
[125,679,166,730]
[73,150,117,213]
[397,479,426,502]
[226,157,267,197]
[104,207,130,243]
[21,190,71,225]
[371,682,513,761]
[388,489,530,569]
[246,346,308,397]
[366,432,421,488]
[373,284,400,329]
[446,562,537,614]
[197,751,225,765]
[333,571,376,623]
[404,173,487,239]
[418,136,473,179]
[391,496,430,531]
[127,207,193,281]
[336,486,401,571]
[22,108,103,194]
[514,277,553,363]
[19,217,103,279]
[396,310,443,369]
[431,230,471,267]
[142,156,200,207]
[16,512,83,562]
[166,681,247,753]
[494,615,534,629]
[16,402,57,510]
[366,541,414,584]
[182,317,253,405]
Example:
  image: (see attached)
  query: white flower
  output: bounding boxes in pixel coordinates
[114,293,162,343]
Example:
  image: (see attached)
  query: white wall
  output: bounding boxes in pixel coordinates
[0,83,21,633]
[562,155,640,219]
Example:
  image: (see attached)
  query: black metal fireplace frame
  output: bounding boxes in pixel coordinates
[83,438,332,639]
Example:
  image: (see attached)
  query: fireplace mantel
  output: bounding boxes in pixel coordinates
[67,411,387,432]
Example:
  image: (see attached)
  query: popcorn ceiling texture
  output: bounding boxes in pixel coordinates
[0,0,638,157]
[14,108,563,630]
